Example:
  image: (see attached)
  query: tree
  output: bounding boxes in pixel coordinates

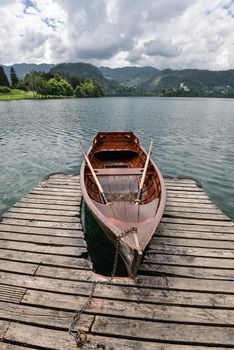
[0,66,10,87]
[10,66,19,87]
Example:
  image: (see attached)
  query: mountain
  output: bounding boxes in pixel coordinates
[1,61,234,97]
[50,62,124,95]
[99,66,159,87]
[3,63,55,80]
[99,66,234,97]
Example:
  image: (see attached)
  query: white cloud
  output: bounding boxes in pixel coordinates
[0,0,233,69]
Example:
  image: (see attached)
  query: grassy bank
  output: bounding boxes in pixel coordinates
[0,89,34,100]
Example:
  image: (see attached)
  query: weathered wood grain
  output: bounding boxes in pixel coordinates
[92,316,234,346]
[1,218,82,229]
[1,174,234,350]
[0,249,92,269]
[0,301,93,331]
[0,224,84,237]
[2,212,81,223]
[22,289,234,325]
[150,236,234,249]
[0,240,87,256]
[0,231,86,247]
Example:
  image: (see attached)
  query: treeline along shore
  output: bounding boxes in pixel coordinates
[1,62,234,99]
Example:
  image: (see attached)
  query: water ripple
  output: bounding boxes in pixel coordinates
[0,97,233,220]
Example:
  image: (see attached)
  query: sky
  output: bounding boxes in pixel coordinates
[0,0,234,70]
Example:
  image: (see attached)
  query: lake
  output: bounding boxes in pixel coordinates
[0,97,233,220]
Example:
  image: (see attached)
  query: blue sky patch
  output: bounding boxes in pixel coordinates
[22,0,38,14]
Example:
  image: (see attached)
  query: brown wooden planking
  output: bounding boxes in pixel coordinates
[13,201,81,211]
[145,245,234,258]
[139,264,234,280]
[0,320,10,339]
[156,229,234,241]
[0,284,25,303]
[0,301,93,331]
[0,231,86,247]
[151,236,234,249]
[0,259,38,275]
[161,217,233,226]
[1,174,234,350]
[1,272,234,307]
[159,222,234,233]
[8,207,80,217]
[91,315,234,346]
[0,249,92,269]
[4,323,79,350]
[143,253,234,269]
[0,224,84,238]
[3,324,231,350]
[1,218,82,229]
[164,210,230,221]
[0,344,38,350]
[2,212,81,223]
[22,289,234,325]
[0,240,87,256]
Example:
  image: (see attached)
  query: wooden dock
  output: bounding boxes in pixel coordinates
[0,173,234,349]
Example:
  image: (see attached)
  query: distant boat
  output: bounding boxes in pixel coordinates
[80,131,166,277]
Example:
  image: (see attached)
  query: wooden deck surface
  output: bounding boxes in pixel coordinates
[0,173,234,349]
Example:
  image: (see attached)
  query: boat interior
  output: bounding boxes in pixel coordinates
[84,133,162,223]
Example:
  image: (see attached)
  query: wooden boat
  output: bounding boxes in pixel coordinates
[80,132,166,277]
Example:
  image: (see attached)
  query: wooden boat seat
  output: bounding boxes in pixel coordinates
[88,168,145,176]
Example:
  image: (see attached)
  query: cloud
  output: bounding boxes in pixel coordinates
[0,0,233,69]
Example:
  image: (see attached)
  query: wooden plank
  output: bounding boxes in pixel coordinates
[139,264,234,280]
[8,207,80,217]
[0,231,86,247]
[23,289,234,325]
[0,259,38,275]
[0,301,93,331]
[3,322,232,350]
[157,229,234,241]
[146,245,234,258]
[25,194,81,201]
[166,192,209,198]
[4,323,78,350]
[0,224,84,238]
[161,217,233,226]
[91,316,234,346]
[22,195,80,205]
[31,188,81,196]
[164,211,230,221]
[165,204,221,213]
[0,344,37,350]
[14,201,80,211]
[1,272,234,306]
[2,212,81,223]
[0,240,87,256]
[159,222,234,233]
[0,284,25,303]
[1,218,82,230]
[0,249,92,270]
[0,320,9,339]
[166,197,212,204]
[150,236,234,249]
[166,186,203,192]
[165,200,217,209]
[143,253,234,269]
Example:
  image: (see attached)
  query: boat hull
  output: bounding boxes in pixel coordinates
[80,132,166,277]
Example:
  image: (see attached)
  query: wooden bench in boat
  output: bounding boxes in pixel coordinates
[87,168,145,176]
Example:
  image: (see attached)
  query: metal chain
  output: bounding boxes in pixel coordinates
[68,226,136,347]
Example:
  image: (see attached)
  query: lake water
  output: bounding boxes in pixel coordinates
[0,97,233,220]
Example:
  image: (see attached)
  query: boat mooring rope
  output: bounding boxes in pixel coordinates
[68,226,136,347]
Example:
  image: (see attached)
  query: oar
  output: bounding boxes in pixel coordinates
[79,142,110,205]
[135,138,153,205]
